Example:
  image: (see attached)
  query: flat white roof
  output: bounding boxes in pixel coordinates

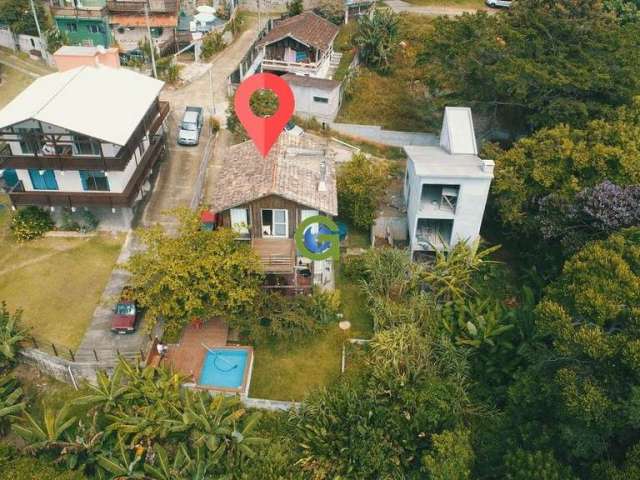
[0,65,164,146]
[405,145,493,179]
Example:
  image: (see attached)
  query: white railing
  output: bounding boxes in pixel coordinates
[261,58,320,71]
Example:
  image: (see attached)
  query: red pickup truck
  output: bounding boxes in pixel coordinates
[111,287,140,334]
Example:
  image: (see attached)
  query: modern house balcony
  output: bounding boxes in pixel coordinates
[7,134,165,208]
[106,0,177,13]
[0,101,169,172]
[418,184,458,219]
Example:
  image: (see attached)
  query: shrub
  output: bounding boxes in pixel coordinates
[209,116,220,133]
[337,153,389,230]
[10,206,54,241]
[201,32,225,60]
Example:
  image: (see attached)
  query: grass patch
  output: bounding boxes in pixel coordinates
[339,221,370,249]
[248,262,373,401]
[336,14,440,132]
[0,199,124,348]
[0,64,33,108]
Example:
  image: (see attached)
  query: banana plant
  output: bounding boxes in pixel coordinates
[0,302,26,368]
[12,402,77,453]
[74,367,128,413]
[95,435,145,479]
[0,374,25,434]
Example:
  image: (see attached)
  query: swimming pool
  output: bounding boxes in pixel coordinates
[198,347,253,393]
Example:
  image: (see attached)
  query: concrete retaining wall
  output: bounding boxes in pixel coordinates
[243,397,300,411]
[19,348,110,386]
[329,123,438,147]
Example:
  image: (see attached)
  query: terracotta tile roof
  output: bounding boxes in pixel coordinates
[256,12,340,52]
[110,13,177,27]
[282,73,341,91]
[208,135,338,216]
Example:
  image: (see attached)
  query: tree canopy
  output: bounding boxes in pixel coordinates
[126,209,263,334]
[420,0,640,133]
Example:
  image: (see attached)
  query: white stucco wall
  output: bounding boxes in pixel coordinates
[405,159,493,253]
[290,83,341,123]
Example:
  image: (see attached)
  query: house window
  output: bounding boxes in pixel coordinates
[17,128,43,155]
[73,135,101,156]
[313,96,329,104]
[230,208,250,237]
[87,24,105,34]
[66,23,78,32]
[80,170,110,191]
[28,169,59,190]
[261,209,288,238]
[150,27,163,38]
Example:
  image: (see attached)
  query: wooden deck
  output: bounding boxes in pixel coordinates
[252,238,296,273]
[157,318,229,382]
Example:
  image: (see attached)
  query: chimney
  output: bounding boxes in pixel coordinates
[481,159,495,174]
[318,159,327,192]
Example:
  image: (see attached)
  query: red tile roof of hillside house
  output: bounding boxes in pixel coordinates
[256,12,339,51]
[110,13,177,27]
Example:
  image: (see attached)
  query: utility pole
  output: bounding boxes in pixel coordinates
[257,0,261,32]
[209,67,216,117]
[144,2,157,78]
[28,0,47,61]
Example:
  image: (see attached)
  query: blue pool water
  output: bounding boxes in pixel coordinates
[199,348,249,389]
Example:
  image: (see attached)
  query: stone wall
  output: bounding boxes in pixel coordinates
[19,348,111,387]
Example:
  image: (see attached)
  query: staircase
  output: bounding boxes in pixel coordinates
[327,51,343,79]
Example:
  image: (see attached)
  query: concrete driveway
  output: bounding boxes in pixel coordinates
[139,16,265,231]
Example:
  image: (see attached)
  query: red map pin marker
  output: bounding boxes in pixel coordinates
[234,73,295,157]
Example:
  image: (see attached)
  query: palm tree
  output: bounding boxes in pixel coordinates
[95,435,146,479]
[74,368,128,413]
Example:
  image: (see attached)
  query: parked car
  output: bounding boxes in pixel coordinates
[111,286,140,334]
[178,106,204,145]
[485,0,512,7]
[284,121,304,137]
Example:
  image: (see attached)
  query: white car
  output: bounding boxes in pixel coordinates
[284,121,304,137]
[485,0,512,8]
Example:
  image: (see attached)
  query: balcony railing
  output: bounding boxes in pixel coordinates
[50,6,107,17]
[8,134,166,208]
[0,101,169,172]
[106,0,177,13]
[261,58,321,72]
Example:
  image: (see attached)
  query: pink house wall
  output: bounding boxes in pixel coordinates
[54,48,121,71]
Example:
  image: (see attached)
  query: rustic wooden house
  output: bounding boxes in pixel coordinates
[256,12,339,78]
[208,135,338,293]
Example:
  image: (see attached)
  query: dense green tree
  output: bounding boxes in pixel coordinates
[126,209,263,335]
[337,153,389,230]
[0,0,48,36]
[286,0,303,17]
[354,9,400,74]
[490,99,640,240]
[295,324,478,478]
[420,0,640,133]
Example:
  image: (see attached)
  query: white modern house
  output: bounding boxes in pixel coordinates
[403,107,494,260]
[0,65,169,230]
[283,74,342,125]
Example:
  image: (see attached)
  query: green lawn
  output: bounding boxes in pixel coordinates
[0,62,34,108]
[248,267,372,401]
[0,198,124,349]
